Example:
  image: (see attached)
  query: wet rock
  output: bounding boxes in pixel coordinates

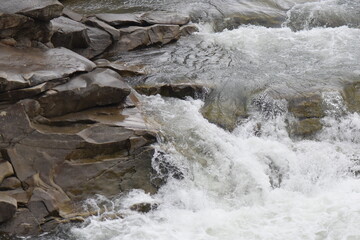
[0,0,63,21]
[201,89,248,131]
[95,13,142,27]
[342,81,360,113]
[135,83,207,99]
[0,193,17,223]
[75,26,112,59]
[0,177,21,190]
[51,16,90,49]
[290,118,323,137]
[0,208,40,236]
[0,161,14,184]
[85,17,120,41]
[112,24,180,52]
[180,25,199,36]
[0,45,95,92]
[130,202,158,213]
[287,93,324,119]
[140,12,190,26]
[38,68,131,117]
[95,59,148,76]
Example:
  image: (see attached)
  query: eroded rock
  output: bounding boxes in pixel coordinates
[135,83,208,99]
[0,177,21,190]
[0,161,14,184]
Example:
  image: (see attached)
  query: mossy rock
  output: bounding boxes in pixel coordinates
[287,93,324,119]
[290,118,323,137]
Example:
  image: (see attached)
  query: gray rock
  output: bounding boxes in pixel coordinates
[0,208,40,236]
[135,83,207,99]
[38,68,131,117]
[0,161,14,184]
[95,59,148,76]
[0,193,17,223]
[95,13,142,27]
[1,189,30,205]
[75,26,112,59]
[28,187,59,220]
[0,45,95,92]
[180,25,199,36]
[0,0,63,21]
[140,12,190,26]
[51,16,90,49]
[62,7,83,22]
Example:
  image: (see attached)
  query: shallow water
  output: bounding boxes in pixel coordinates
[46,0,360,239]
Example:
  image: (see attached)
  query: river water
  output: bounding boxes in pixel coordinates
[52,0,360,239]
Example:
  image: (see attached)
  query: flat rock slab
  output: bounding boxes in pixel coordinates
[95,59,148,76]
[95,13,142,27]
[0,45,95,92]
[38,68,131,117]
[0,193,17,223]
[0,0,63,21]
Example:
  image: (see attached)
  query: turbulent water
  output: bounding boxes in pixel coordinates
[52,0,360,239]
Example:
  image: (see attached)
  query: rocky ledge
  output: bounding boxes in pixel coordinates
[0,0,199,237]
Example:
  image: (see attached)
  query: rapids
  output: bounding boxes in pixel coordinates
[45,0,360,239]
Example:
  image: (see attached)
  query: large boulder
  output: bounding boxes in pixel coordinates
[0,0,63,21]
[38,68,131,117]
[0,45,95,93]
[0,193,17,223]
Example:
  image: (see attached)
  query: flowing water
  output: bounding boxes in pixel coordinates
[51,0,360,239]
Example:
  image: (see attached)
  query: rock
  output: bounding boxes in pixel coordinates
[28,187,59,220]
[180,25,199,36]
[135,83,207,99]
[287,93,324,119]
[0,177,21,190]
[290,118,323,136]
[130,202,158,213]
[62,7,83,22]
[51,16,90,49]
[111,24,180,52]
[0,0,63,21]
[0,13,30,30]
[140,12,190,26]
[0,45,95,92]
[2,189,30,205]
[95,59,148,76]
[75,26,112,59]
[38,68,131,117]
[0,193,17,223]
[95,13,142,27]
[85,17,120,41]
[201,89,248,131]
[0,208,40,236]
[0,161,14,184]
[0,78,67,102]
[342,81,360,113]
[0,38,17,46]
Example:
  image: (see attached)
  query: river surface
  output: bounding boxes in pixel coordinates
[48,0,360,239]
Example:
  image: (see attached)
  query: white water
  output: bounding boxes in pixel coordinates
[58,0,360,239]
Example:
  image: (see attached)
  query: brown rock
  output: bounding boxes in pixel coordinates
[0,161,14,184]
[287,93,324,119]
[38,68,131,117]
[95,59,148,76]
[342,81,360,113]
[130,202,158,213]
[290,118,323,136]
[0,13,30,30]
[0,193,17,223]
[0,177,21,190]
[2,189,30,205]
[180,25,199,36]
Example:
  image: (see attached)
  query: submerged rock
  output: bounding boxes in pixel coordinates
[289,118,323,137]
[287,93,324,119]
[342,81,360,113]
